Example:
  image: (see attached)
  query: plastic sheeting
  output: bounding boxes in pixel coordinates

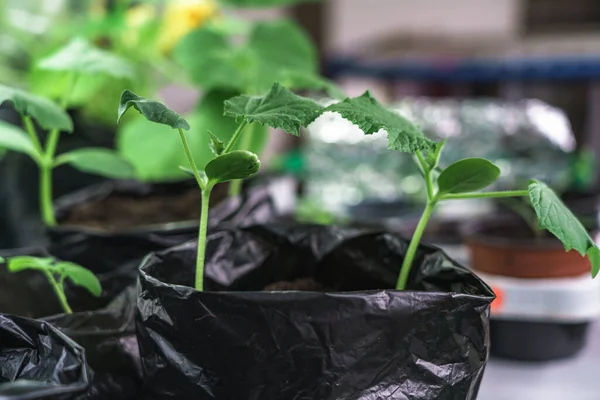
[0,314,91,400]
[137,223,494,400]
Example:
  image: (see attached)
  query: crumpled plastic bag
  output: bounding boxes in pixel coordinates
[0,314,91,400]
[43,286,140,400]
[137,223,494,400]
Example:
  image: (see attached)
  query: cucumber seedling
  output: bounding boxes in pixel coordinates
[0,39,135,226]
[2,256,101,314]
[118,83,324,290]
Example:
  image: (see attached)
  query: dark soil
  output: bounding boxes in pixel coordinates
[60,184,229,231]
[263,278,333,292]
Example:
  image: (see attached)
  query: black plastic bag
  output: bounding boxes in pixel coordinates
[0,247,63,318]
[48,177,290,312]
[0,314,91,400]
[43,286,141,400]
[137,224,494,400]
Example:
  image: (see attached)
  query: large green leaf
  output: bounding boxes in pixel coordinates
[37,38,134,79]
[324,92,435,152]
[221,0,319,6]
[0,121,41,161]
[173,28,245,91]
[224,83,323,135]
[0,85,73,131]
[118,90,190,130]
[528,180,600,277]
[437,158,501,194]
[55,148,136,179]
[57,261,102,297]
[205,150,260,184]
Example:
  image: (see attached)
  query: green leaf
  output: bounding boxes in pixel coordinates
[0,85,73,131]
[0,121,41,161]
[208,131,225,156]
[224,83,323,135]
[438,158,501,194]
[247,20,317,91]
[205,150,260,184]
[324,92,435,152]
[56,148,136,179]
[529,180,600,276]
[173,28,245,91]
[424,139,447,172]
[221,0,319,6]
[37,38,134,79]
[118,90,190,130]
[281,70,345,99]
[7,256,54,273]
[56,261,102,297]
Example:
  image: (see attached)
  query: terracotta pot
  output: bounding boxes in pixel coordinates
[463,217,593,279]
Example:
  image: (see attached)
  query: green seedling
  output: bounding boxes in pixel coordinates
[0,39,135,226]
[3,256,101,314]
[118,83,324,291]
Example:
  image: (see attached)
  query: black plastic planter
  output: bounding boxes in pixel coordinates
[48,178,289,312]
[137,224,494,400]
[43,286,141,400]
[0,314,91,400]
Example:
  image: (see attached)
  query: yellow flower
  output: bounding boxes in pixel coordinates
[157,0,219,54]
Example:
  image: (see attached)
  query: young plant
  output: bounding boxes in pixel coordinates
[3,256,101,314]
[0,39,135,226]
[314,93,600,289]
[117,83,323,290]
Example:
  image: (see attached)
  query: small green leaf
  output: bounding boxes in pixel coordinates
[208,131,225,156]
[529,180,600,277]
[281,70,345,99]
[0,121,41,161]
[425,139,447,172]
[7,256,54,273]
[324,92,435,152]
[438,158,501,194]
[56,148,136,179]
[0,85,73,131]
[37,38,134,79]
[205,150,260,184]
[118,90,190,130]
[56,261,102,297]
[224,83,323,136]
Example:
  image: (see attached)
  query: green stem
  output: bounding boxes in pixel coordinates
[223,120,248,154]
[178,128,206,190]
[396,201,436,290]
[22,116,43,155]
[44,271,72,314]
[196,186,213,291]
[228,123,256,197]
[441,190,529,200]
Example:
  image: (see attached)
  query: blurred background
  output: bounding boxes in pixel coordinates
[2,0,600,398]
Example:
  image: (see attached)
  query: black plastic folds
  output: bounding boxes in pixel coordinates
[48,178,288,312]
[43,287,140,400]
[0,314,91,400]
[137,224,495,400]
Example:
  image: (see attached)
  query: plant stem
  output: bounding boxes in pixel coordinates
[441,190,529,200]
[22,116,43,155]
[196,186,213,291]
[178,128,205,190]
[223,120,248,154]
[44,271,72,314]
[228,123,256,197]
[396,201,436,290]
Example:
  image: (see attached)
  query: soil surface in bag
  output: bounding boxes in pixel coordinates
[137,223,495,400]
[0,247,63,318]
[48,178,286,312]
[43,286,141,400]
[0,314,91,400]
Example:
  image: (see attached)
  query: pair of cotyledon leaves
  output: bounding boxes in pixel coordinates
[118,82,600,278]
